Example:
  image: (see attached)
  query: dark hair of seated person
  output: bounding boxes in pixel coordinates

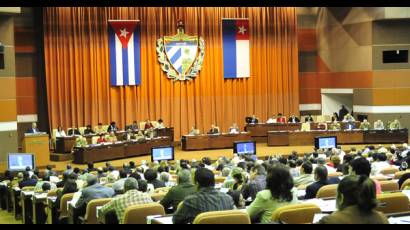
[87,162,94,170]
[137,180,148,193]
[278,157,288,165]
[194,168,215,188]
[73,168,80,174]
[266,164,294,202]
[314,166,328,182]
[349,157,371,177]
[144,169,158,182]
[337,175,378,213]
[42,182,51,192]
[301,162,313,174]
[227,190,244,209]
[63,179,78,194]
[129,172,141,181]
[119,170,127,179]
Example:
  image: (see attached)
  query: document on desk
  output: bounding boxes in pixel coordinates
[402,190,410,200]
[303,199,336,213]
[389,216,410,224]
[149,215,173,224]
[313,213,329,223]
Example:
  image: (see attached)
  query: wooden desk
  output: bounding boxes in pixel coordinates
[11,187,21,220]
[23,134,50,167]
[181,133,252,151]
[46,196,59,225]
[73,137,171,164]
[268,129,409,146]
[21,191,34,224]
[32,193,47,224]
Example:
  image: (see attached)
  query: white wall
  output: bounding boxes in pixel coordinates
[321,93,353,116]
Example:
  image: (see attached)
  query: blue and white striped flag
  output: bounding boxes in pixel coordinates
[108,20,141,86]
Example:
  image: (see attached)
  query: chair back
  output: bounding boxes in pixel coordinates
[395,170,410,180]
[215,177,226,184]
[151,192,167,202]
[316,184,338,198]
[123,203,165,224]
[376,192,410,214]
[91,136,99,144]
[59,193,74,218]
[401,179,410,191]
[328,172,342,179]
[84,198,112,224]
[271,203,321,224]
[193,210,251,224]
[380,181,399,192]
[22,186,35,192]
[380,167,399,175]
[47,189,59,197]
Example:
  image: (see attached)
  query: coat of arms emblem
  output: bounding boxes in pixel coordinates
[157,20,205,81]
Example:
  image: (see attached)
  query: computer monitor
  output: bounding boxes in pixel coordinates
[7,153,35,172]
[234,141,256,155]
[315,136,337,150]
[151,146,174,162]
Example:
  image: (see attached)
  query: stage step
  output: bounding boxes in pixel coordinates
[50,153,73,162]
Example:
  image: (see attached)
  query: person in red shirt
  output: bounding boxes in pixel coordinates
[276,113,286,123]
[97,134,107,144]
[144,119,154,130]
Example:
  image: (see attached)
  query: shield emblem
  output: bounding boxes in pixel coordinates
[164,37,199,76]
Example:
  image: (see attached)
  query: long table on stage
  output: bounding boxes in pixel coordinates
[245,122,361,142]
[181,133,252,151]
[73,137,171,164]
[267,129,408,146]
[56,127,174,153]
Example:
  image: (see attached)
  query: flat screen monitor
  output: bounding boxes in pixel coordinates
[7,153,35,171]
[151,146,174,162]
[234,141,256,155]
[315,136,337,150]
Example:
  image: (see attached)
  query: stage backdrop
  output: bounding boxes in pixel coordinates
[43,7,299,140]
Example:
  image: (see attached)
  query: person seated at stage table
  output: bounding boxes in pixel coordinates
[343,113,356,123]
[107,132,118,143]
[229,123,240,134]
[276,113,286,123]
[358,119,371,130]
[304,114,314,123]
[134,130,145,140]
[55,126,66,138]
[68,125,81,136]
[97,134,107,144]
[123,129,135,141]
[328,120,341,131]
[374,120,385,130]
[207,124,220,134]
[389,119,401,130]
[95,123,106,134]
[129,121,139,132]
[266,115,277,124]
[317,175,389,224]
[332,112,340,122]
[317,122,328,130]
[107,121,118,133]
[83,125,95,135]
[74,136,88,147]
[156,118,166,129]
[249,115,259,124]
[173,168,235,224]
[189,126,200,136]
[144,119,154,130]
[288,114,300,123]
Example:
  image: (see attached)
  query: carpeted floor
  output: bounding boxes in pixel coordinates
[0,210,21,224]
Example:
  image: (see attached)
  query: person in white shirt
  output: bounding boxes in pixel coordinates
[156,119,166,129]
[55,126,66,138]
[317,157,336,174]
[371,153,391,176]
[229,123,240,134]
[342,113,356,122]
[266,115,277,124]
[374,120,385,130]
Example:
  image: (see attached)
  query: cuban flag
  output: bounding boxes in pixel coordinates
[108,20,141,86]
[222,19,250,79]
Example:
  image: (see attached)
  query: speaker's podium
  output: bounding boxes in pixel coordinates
[23,133,50,168]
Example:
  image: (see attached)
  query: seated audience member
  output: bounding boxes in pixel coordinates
[266,115,277,124]
[349,157,382,194]
[330,155,343,172]
[44,165,57,179]
[305,166,338,199]
[84,125,95,135]
[160,169,196,213]
[107,132,118,143]
[87,162,98,173]
[19,171,37,189]
[293,161,315,188]
[276,113,286,123]
[100,178,153,224]
[34,177,57,193]
[317,157,337,174]
[374,120,385,130]
[173,168,234,224]
[55,126,66,138]
[230,171,246,192]
[389,119,401,130]
[227,190,246,209]
[304,114,314,123]
[64,164,73,175]
[68,126,81,136]
[97,134,107,144]
[189,126,200,136]
[247,164,298,224]
[56,179,78,210]
[107,122,118,133]
[202,157,215,171]
[242,165,267,201]
[112,170,128,194]
[288,160,300,178]
[229,123,240,134]
[371,153,391,176]
[156,119,166,129]
[288,114,300,123]
[317,175,389,224]
[207,124,220,134]
[144,169,165,189]
[56,173,69,188]
[359,119,371,130]
[160,172,172,187]
[137,180,148,193]
[75,174,115,210]
[95,123,105,134]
